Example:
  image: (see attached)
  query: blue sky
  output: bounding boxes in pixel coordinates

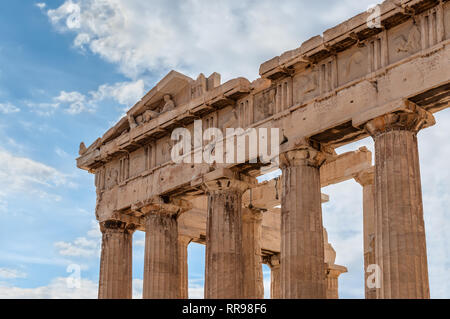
[0,0,448,298]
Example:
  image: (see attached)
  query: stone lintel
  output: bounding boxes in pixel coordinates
[320,146,372,187]
[354,167,375,187]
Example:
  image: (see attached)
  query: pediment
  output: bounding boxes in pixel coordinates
[128,70,194,116]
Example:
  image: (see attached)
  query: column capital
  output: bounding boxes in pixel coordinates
[140,196,192,218]
[203,178,250,194]
[99,220,136,234]
[326,264,348,279]
[280,140,334,168]
[266,254,280,269]
[178,234,193,246]
[364,103,435,137]
[354,167,375,187]
[242,207,263,222]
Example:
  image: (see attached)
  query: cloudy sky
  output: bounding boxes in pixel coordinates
[0,0,448,299]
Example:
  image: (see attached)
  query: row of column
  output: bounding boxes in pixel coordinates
[274,105,432,299]
[97,194,266,299]
[98,104,433,299]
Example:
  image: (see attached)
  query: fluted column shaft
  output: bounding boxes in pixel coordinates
[143,211,179,299]
[365,105,434,299]
[204,178,248,299]
[355,168,376,299]
[242,207,264,299]
[268,254,281,299]
[325,269,340,299]
[98,220,134,299]
[178,235,191,299]
[280,146,328,299]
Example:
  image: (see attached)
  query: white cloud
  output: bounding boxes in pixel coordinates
[45,0,383,81]
[28,80,145,115]
[132,278,142,299]
[35,3,46,10]
[0,148,72,203]
[91,80,144,108]
[55,147,70,158]
[134,239,145,247]
[48,0,81,30]
[0,277,97,299]
[0,268,27,280]
[188,283,204,299]
[54,240,98,258]
[55,221,101,258]
[0,102,20,114]
[74,33,90,49]
[55,91,88,114]
[25,101,59,116]
[0,195,7,213]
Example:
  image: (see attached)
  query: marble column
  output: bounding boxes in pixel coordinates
[178,235,191,299]
[280,144,328,299]
[364,105,435,299]
[143,207,180,299]
[204,178,248,299]
[355,168,377,299]
[323,228,347,299]
[98,220,135,299]
[325,265,347,299]
[242,207,264,299]
[268,254,281,299]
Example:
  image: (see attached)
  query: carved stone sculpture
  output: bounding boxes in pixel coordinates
[143,109,160,122]
[128,114,137,129]
[79,142,87,155]
[161,94,176,113]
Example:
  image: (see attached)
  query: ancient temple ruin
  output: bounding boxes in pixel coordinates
[77,0,450,299]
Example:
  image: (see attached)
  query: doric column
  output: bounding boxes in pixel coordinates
[323,228,347,299]
[279,143,329,299]
[325,265,347,299]
[98,220,135,299]
[178,235,192,299]
[204,178,248,299]
[142,200,190,299]
[364,104,435,299]
[267,254,281,299]
[242,207,264,299]
[355,168,376,299]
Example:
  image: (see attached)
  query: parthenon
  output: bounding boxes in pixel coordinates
[77,0,450,299]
